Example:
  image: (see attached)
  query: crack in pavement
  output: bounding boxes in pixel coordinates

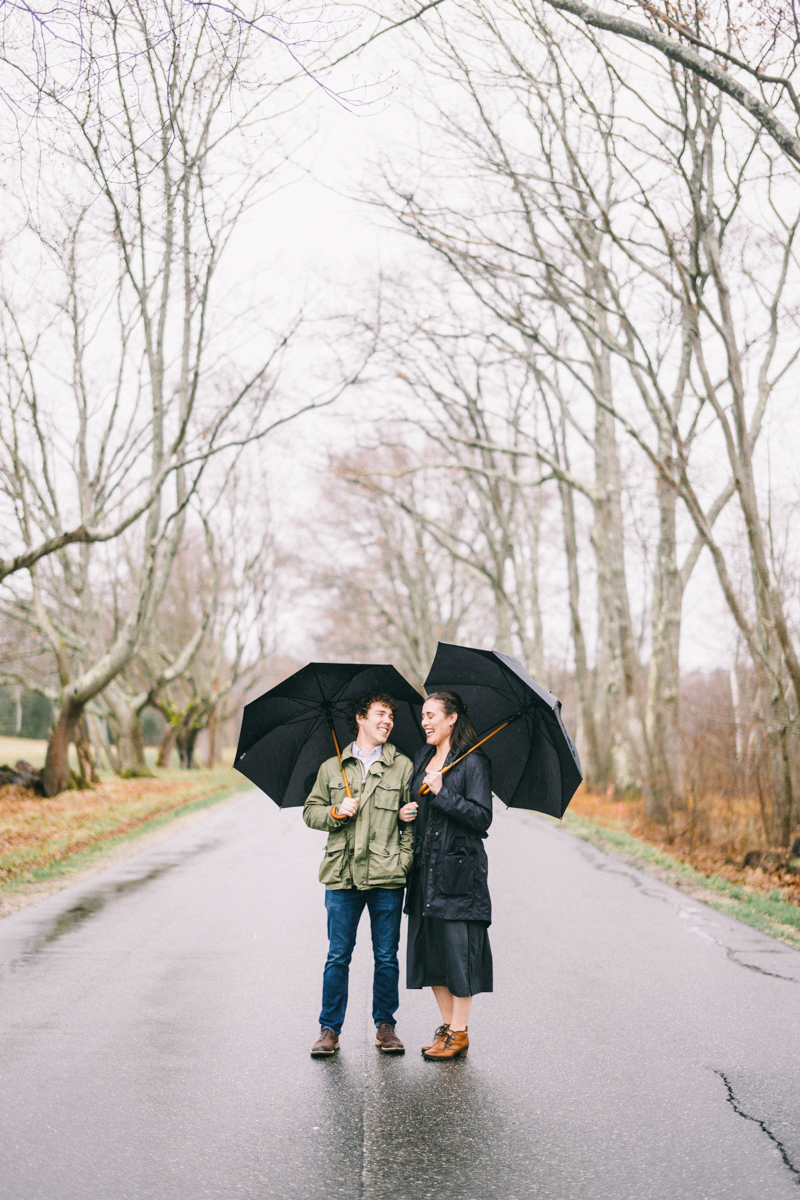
[576,842,800,984]
[715,1071,800,1184]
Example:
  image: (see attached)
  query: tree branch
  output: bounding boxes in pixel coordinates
[541,0,800,165]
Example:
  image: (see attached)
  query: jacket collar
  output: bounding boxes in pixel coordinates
[343,740,397,768]
[418,743,457,769]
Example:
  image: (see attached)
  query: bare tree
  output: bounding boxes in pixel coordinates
[348,0,800,833]
[314,446,486,687]
[539,0,800,166]
[153,482,280,770]
[0,0,367,795]
[0,0,440,586]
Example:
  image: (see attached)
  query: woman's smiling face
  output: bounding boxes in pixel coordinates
[421,699,457,746]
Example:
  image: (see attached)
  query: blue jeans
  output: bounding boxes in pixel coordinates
[320,887,404,1035]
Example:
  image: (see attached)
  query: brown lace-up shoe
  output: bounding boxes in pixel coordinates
[421,1024,450,1054]
[311,1028,339,1057]
[423,1027,469,1060]
[375,1023,405,1054]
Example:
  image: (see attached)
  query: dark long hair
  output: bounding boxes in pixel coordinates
[426,690,478,755]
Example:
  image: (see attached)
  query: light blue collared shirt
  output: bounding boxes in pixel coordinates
[351,741,384,781]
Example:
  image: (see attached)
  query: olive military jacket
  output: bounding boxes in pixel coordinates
[303,741,414,890]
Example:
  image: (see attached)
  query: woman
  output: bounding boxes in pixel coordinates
[402,690,493,1059]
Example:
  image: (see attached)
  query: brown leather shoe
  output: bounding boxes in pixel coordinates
[423,1027,469,1059]
[375,1023,405,1054]
[421,1024,450,1054]
[311,1028,339,1057]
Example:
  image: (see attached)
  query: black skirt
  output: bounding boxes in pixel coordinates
[406,866,493,997]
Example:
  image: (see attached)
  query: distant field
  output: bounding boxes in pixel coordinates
[0,737,51,769]
[0,737,238,773]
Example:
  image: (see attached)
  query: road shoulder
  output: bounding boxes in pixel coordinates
[0,777,253,919]
[558,810,800,950]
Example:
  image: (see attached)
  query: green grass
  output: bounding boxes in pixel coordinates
[560,811,800,947]
[0,775,253,897]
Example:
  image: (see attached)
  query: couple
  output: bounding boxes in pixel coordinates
[303,689,493,1061]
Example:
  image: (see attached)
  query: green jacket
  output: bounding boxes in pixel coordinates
[303,741,414,890]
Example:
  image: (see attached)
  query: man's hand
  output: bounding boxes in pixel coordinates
[337,795,359,819]
[399,802,418,822]
[423,770,443,795]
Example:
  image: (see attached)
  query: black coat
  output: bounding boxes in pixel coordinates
[405,745,493,924]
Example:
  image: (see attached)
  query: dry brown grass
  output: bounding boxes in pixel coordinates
[569,787,800,905]
[0,769,247,884]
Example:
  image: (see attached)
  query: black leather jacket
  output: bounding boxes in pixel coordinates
[406,745,493,924]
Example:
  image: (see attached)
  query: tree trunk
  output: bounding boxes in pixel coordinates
[75,718,100,785]
[206,704,217,768]
[157,722,177,768]
[644,455,683,820]
[43,698,83,796]
[492,585,514,654]
[105,684,152,777]
[559,477,601,787]
[590,403,638,792]
[759,660,795,848]
[116,709,151,777]
[176,724,199,770]
[87,709,118,773]
[512,486,545,679]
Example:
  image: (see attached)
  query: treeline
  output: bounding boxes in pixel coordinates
[0,0,365,794]
[313,0,800,847]
[0,690,53,742]
[3,0,799,848]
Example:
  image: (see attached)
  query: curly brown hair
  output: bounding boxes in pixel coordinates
[345,691,398,737]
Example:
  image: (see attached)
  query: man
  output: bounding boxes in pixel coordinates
[303,691,415,1057]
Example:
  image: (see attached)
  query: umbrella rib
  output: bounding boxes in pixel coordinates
[249,707,329,736]
[308,664,355,799]
[310,664,329,706]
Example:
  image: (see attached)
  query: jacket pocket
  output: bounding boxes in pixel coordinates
[439,851,473,896]
[319,842,347,886]
[329,781,349,808]
[367,839,403,885]
[372,786,400,811]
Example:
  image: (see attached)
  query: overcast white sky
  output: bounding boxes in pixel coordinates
[168,24,800,682]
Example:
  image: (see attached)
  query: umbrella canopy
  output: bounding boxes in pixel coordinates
[424,642,582,817]
[236,662,424,808]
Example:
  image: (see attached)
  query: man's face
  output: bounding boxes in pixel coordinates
[356,702,394,745]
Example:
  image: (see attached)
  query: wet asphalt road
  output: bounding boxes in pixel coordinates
[1,791,800,1200]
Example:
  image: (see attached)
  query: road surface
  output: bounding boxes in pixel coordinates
[1,790,799,1199]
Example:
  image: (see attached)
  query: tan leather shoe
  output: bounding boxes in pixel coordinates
[375,1023,405,1054]
[421,1024,450,1054]
[311,1028,339,1057]
[423,1027,469,1059]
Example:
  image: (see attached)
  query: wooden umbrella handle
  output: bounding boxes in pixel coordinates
[330,726,353,799]
[418,720,510,795]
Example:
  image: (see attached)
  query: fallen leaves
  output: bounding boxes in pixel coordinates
[0,770,243,884]
[570,788,800,906]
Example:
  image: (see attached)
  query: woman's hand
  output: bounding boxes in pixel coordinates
[423,770,443,795]
[398,802,418,822]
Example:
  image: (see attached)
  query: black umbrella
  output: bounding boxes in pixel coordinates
[422,642,582,817]
[235,662,424,808]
